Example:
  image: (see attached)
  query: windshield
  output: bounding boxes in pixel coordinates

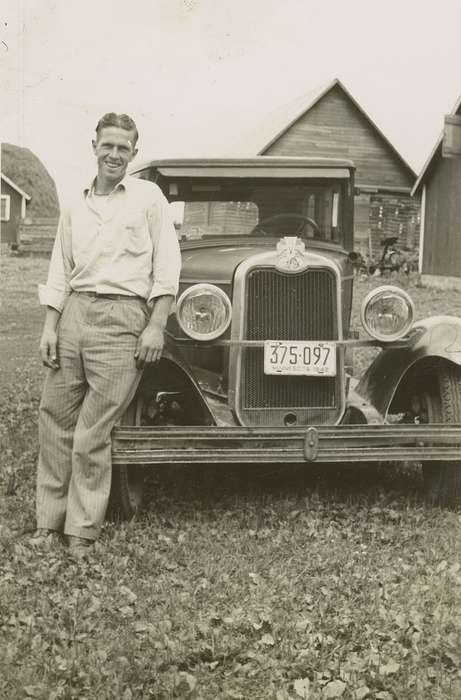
[165,180,343,243]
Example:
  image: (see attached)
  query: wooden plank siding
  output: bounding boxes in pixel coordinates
[19,217,59,254]
[1,180,22,245]
[423,157,461,277]
[259,83,418,257]
[412,92,461,283]
[262,84,414,190]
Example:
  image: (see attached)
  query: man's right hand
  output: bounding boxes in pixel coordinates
[40,329,60,369]
[40,329,59,369]
[40,306,62,369]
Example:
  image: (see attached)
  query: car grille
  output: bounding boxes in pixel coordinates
[239,267,341,426]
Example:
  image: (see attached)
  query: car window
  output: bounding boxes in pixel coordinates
[167,181,342,243]
[170,200,259,239]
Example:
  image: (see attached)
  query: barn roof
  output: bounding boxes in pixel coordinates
[412,92,461,196]
[235,78,415,180]
[1,143,60,218]
[1,172,31,200]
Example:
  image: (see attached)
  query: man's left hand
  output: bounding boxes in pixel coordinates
[134,322,165,368]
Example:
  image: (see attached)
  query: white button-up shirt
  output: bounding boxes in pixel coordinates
[39,175,181,312]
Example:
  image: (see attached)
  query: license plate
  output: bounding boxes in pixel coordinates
[264,340,336,376]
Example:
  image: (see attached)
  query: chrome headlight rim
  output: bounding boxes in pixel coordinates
[176,283,232,341]
[360,284,414,342]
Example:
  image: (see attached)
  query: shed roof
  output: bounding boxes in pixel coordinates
[1,172,31,200]
[234,78,415,180]
[412,92,461,196]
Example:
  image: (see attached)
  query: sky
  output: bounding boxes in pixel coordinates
[1,0,461,201]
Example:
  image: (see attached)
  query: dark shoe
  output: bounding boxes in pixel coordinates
[29,528,61,548]
[66,535,94,557]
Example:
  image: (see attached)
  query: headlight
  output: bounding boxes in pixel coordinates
[177,284,232,340]
[361,285,414,341]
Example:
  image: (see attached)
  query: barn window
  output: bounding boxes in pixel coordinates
[1,195,10,221]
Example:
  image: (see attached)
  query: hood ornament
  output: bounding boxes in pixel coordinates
[275,236,308,272]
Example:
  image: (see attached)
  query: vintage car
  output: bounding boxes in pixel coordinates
[110,157,461,517]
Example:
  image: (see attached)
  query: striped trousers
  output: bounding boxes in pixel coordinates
[36,292,147,540]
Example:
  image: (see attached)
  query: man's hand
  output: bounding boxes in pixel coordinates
[40,328,60,369]
[134,296,174,369]
[134,322,165,368]
[40,306,61,369]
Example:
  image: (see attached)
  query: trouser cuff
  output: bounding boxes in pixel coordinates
[64,526,99,541]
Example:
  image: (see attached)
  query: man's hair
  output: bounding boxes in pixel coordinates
[95,113,139,145]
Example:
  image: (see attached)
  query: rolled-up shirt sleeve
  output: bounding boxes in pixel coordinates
[38,209,73,313]
[147,192,181,305]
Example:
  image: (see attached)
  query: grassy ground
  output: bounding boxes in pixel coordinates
[0,255,460,699]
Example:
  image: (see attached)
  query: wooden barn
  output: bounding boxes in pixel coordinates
[1,172,31,247]
[238,79,419,258]
[412,93,461,289]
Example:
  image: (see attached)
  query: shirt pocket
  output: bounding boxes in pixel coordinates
[123,214,151,256]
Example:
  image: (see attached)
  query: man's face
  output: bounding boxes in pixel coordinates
[92,126,138,185]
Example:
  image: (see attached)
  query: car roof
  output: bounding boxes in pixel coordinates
[131,156,355,177]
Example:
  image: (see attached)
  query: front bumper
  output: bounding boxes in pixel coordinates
[112,424,461,464]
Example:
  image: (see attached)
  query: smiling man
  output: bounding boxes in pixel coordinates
[34,113,181,554]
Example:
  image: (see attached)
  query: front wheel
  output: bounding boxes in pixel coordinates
[412,362,461,508]
[110,396,145,520]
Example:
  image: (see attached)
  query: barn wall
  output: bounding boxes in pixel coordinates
[19,217,59,254]
[1,180,22,244]
[262,84,414,190]
[369,193,420,256]
[423,157,461,278]
[351,192,420,260]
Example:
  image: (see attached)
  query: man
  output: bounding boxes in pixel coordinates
[34,113,181,554]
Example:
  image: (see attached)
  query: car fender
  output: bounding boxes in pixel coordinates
[138,335,217,425]
[356,315,461,416]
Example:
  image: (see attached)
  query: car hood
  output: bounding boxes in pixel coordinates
[180,241,272,284]
[180,238,349,284]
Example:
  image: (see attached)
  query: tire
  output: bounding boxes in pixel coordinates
[109,396,145,521]
[419,363,461,508]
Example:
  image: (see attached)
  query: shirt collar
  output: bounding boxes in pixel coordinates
[83,174,132,198]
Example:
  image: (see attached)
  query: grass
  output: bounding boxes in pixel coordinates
[0,255,460,699]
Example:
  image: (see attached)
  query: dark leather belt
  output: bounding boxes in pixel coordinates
[76,291,146,302]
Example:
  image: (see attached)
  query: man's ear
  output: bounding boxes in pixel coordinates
[132,147,138,159]
[92,139,97,154]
